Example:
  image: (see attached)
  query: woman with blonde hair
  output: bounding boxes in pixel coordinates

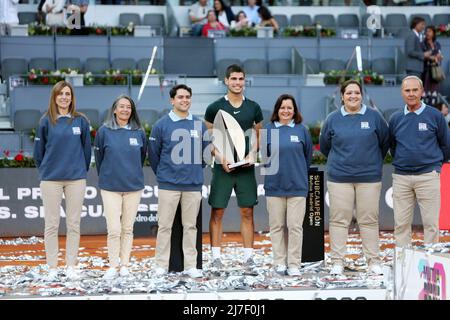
[34,80,91,281]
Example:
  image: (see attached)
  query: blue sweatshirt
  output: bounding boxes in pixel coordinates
[148,112,210,191]
[263,121,313,197]
[33,114,91,181]
[389,103,448,174]
[94,125,147,192]
[320,105,390,183]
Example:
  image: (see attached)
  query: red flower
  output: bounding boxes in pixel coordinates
[314,144,320,151]
[90,130,96,138]
[96,28,103,35]
[42,77,49,84]
[439,24,446,32]
[3,150,10,157]
[14,153,24,161]
[364,76,372,84]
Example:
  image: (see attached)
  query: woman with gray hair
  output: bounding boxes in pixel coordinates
[94,95,147,280]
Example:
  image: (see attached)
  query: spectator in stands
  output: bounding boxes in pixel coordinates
[421,26,444,106]
[100,0,121,4]
[33,81,91,282]
[214,0,235,29]
[320,80,389,276]
[389,76,448,248]
[202,9,226,37]
[189,0,212,37]
[261,94,312,276]
[230,11,251,30]
[148,84,209,279]
[405,16,432,77]
[243,0,261,26]
[94,95,147,280]
[42,0,66,26]
[312,0,330,5]
[435,101,450,125]
[37,0,47,24]
[0,0,19,36]
[257,6,279,34]
[66,0,88,28]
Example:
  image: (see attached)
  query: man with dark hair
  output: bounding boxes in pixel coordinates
[204,64,264,269]
[405,16,431,77]
[148,84,209,278]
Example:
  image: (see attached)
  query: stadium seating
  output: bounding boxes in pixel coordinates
[143,13,165,35]
[268,59,292,74]
[56,58,82,71]
[1,58,28,81]
[111,58,137,71]
[84,58,111,74]
[290,14,313,27]
[78,109,101,128]
[29,58,55,71]
[119,13,141,27]
[243,59,268,75]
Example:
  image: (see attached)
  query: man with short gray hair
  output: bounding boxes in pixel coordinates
[389,76,448,247]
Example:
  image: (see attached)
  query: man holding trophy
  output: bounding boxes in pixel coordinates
[204,64,264,270]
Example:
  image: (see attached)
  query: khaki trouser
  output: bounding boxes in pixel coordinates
[393,172,441,247]
[267,196,306,268]
[327,181,382,266]
[40,179,86,268]
[101,189,143,268]
[155,190,201,270]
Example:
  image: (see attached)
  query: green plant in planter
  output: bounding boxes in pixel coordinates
[0,150,35,168]
[229,26,257,37]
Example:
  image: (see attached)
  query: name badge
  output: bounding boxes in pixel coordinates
[290,135,299,143]
[190,130,199,138]
[72,127,81,135]
[418,123,428,131]
[361,121,370,129]
[129,138,139,146]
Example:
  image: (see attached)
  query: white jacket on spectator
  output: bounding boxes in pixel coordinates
[189,1,211,26]
[0,0,19,24]
[42,0,66,26]
[42,0,66,14]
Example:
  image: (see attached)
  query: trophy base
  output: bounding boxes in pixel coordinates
[228,160,251,169]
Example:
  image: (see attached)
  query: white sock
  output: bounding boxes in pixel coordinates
[243,248,253,261]
[211,247,221,260]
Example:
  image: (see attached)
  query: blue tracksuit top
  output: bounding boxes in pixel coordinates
[94,125,147,192]
[263,121,313,197]
[148,112,209,191]
[319,105,390,183]
[389,103,448,174]
[33,114,91,181]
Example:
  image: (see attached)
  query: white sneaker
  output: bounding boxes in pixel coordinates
[330,264,344,275]
[274,264,287,275]
[66,266,81,281]
[287,267,301,277]
[119,266,130,277]
[45,268,58,282]
[184,268,203,279]
[368,264,384,275]
[154,267,167,276]
[103,267,118,280]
